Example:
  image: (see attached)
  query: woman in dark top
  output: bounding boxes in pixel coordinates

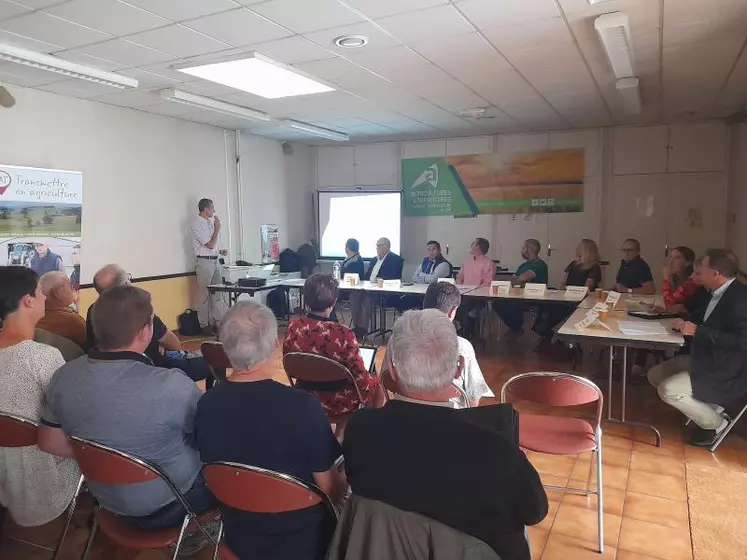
[534,239,602,342]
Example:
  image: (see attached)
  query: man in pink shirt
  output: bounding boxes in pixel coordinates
[456,238,496,287]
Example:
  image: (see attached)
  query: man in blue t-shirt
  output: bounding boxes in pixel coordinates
[194,300,345,560]
[494,239,549,336]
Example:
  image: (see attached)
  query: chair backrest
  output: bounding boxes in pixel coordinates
[501,372,603,427]
[0,412,38,447]
[379,370,468,408]
[204,462,336,517]
[283,352,363,402]
[68,436,161,485]
[201,341,231,383]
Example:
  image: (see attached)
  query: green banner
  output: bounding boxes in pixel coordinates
[402,149,585,216]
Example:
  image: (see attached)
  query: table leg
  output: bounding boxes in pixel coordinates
[607,346,613,421]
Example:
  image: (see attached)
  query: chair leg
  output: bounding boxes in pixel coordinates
[171,515,191,560]
[80,516,98,560]
[710,405,747,452]
[584,452,595,495]
[212,521,223,560]
[52,474,85,560]
[596,440,604,554]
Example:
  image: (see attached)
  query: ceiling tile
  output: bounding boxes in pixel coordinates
[0,61,62,85]
[455,0,559,28]
[138,100,196,116]
[176,79,248,97]
[127,24,231,58]
[341,0,447,19]
[410,77,489,112]
[13,0,66,7]
[53,49,128,71]
[411,32,512,81]
[376,5,475,43]
[0,28,62,51]
[68,38,176,67]
[251,0,364,34]
[37,77,121,97]
[123,0,241,22]
[0,12,112,49]
[302,21,401,55]
[184,8,292,47]
[0,0,31,21]
[45,0,171,36]
[90,87,165,107]
[246,35,336,64]
[482,17,572,52]
[346,45,449,86]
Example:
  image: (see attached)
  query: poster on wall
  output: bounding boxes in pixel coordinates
[401,148,585,216]
[260,224,279,263]
[0,163,83,298]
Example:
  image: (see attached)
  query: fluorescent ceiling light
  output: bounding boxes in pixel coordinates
[588,0,615,4]
[160,88,271,123]
[594,12,635,79]
[0,43,138,89]
[282,119,349,141]
[616,77,642,115]
[175,52,334,99]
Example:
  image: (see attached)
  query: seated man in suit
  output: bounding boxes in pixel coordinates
[494,239,549,337]
[37,271,89,351]
[344,309,548,560]
[351,238,402,337]
[648,249,747,447]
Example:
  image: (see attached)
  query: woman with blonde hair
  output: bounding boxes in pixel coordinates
[533,239,603,343]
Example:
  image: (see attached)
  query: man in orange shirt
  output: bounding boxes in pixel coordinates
[456,238,495,287]
[37,271,88,351]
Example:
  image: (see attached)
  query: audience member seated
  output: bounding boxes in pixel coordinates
[39,285,216,532]
[341,238,365,279]
[648,249,747,447]
[351,238,403,336]
[87,264,210,382]
[533,238,602,342]
[194,300,346,559]
[284,274,382,420]
[615,238,655,295]
[382,282,493,407]
[456,237,495,287]
[494,239,549,337]
[412,240,453,284]
[344,309,548,560]
[37,271,89,351]
[0,267,80,528]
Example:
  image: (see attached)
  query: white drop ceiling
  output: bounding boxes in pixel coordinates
[0,0,746,143]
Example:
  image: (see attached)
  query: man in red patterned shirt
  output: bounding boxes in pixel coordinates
[283,275,382,421]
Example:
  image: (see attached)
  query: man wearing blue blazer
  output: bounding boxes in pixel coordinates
[352,238,403,337]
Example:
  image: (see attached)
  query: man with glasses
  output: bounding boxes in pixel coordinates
[648,249,747,447]
[351,238,402,337]
[615,238,655,295]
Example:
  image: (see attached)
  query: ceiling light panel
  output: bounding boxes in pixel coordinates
[175,52,334,99]
[594,12,635,78]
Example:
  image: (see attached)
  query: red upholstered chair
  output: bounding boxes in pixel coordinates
[68,436,219,560]
[283,352,363,436]
[0,412,84,560]
[204,462,339,560]
[379,370,470,409]
[501,372,604,553]
[200,341,232,385]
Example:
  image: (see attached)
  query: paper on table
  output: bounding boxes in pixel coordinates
[617,321,669,336]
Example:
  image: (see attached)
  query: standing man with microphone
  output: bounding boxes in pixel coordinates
[191,198,227,334]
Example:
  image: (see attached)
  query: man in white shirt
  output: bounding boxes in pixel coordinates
[352,238,403,338]
[190,198,227,334]
[381,281,493,407]
[648,249,747,448]
[411,241,453,284]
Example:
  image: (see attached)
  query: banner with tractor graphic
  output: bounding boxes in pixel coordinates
[0,163,83,295]
[402,148,585,216]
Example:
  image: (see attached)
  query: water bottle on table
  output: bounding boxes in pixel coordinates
[333,261,341,281]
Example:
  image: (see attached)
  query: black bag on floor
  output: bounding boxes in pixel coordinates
[266,288,289,319]
[178,309,202,336]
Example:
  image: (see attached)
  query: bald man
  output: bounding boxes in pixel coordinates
[37,271,88,350]
[352,238,403,336]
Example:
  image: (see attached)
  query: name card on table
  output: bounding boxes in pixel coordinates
[382,279,401,289]
[575,310,612,331]
[590,302,609,313]
[564,285,589,300]
[490,280,512,296]
[438,277,455,284]
[605,291,622,309]
[523,283,547,298]
[343,273,360,287]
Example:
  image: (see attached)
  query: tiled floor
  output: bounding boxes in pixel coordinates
[2,332,746,560]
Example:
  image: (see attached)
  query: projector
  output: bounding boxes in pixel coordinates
[238,277,266,288]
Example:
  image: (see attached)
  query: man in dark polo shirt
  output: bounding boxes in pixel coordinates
[39,286,216,531]
[343,310,548,560]
[86,264,209,382]
[615,238,655,294]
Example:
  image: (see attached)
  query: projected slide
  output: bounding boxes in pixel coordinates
[318,191,401,259]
